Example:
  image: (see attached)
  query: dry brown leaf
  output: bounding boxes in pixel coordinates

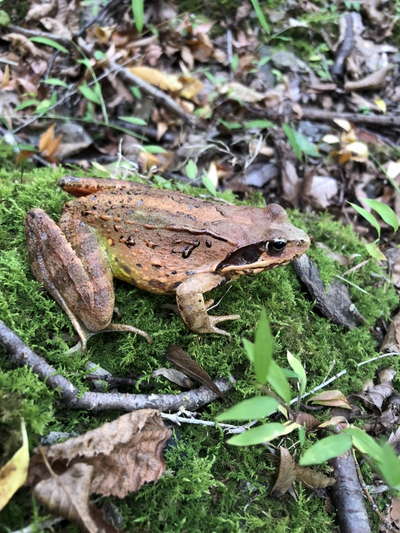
[310,390,352,410]
[152,367,193,388]
[382,311,400,353]
[390,497,400,528]
[271,447,296,496]
[179,74,204,100]
[138,150,175,172]
[4,33,50,59]
[33,462,118,533]
[129,66,182,92]
[318,415,348,428]
[26,0,56,21]
[294,412,320,430]
[39,124,62,161]
[355,381,394,411]
[295,466,335,489]
[219,81,266,103]
[0,420,29,511]
[29,410,171,498]
[167,345,222,397]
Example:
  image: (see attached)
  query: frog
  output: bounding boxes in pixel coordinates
[25,176,310,350]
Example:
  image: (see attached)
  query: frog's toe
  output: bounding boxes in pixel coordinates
[207,314,240,335]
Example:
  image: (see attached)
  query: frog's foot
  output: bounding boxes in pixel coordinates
[176,273,240,335]
[68,322,152,353]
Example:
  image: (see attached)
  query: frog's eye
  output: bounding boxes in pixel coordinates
[267,239,287,254]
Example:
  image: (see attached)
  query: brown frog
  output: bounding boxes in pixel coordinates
[25,176,310,349]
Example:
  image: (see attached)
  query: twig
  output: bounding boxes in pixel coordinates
[6,24,70,45]
[250,106,400,128]
[161,411,256,434]
[0,320,231,412]
[330,448,372,533]
[290,352,400,405]
[353,454,398,532]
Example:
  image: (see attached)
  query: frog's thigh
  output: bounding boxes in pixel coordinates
[26,209,114,332]
[176,273,240,335]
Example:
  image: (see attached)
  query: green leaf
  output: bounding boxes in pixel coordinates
[378,443,400,489]
[243,338,255,363]
[202,174,217,196]
[250,0,270,34]
[143,145,167,154]
[15,143,36,152]
[299,433,352,466]
[287,351,307,395]
[364,242,386,261]
[131,0,144,32]
[43,78,68,88]
[228,422,296,446]
[35,99,53,114]
[0,10,10,26]
[231,54,239,72]
[216,396,279,422]
[79,83,102,105]
[119,116,147,126]
[283,124,319,159]
[30,37,68,54]
[244,120,275,130]
[267,360,291,403]
[185,160,198,180]
[219,119,242,130]
[130,86,142,99]
[15,99,38,111]
[348,202,381,238]
[363,199,399,232]
[253,309,273,384]
[346,427,382,462]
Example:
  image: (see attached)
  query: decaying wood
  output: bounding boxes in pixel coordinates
[0,320,231,412]
[330,450,371,533]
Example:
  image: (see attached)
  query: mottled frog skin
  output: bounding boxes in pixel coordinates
[25,176,310,349]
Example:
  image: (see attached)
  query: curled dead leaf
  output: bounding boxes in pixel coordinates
[271,447,296,497]
[310,390,352,410]
[29,409,171,498]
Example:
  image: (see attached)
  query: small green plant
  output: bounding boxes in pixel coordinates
[131,0,144,33]
[283,123,319,160]
[218,311,400,491]
[349,199,399,260]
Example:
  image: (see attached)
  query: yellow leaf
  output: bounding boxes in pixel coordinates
[374,97,386,113]
[322,134,340,144]
[333,118,352,132]
[346,141,369,162]
[386,161,400,180]
[129,66,182,92]
[0,419,29,510]
[178,74,203,100]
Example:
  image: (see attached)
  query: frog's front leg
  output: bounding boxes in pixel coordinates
[25,209,151,351]
[176,273,240,335]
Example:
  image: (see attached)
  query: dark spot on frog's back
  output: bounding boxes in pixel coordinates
[121,264,132,275]
[150,279,167,290]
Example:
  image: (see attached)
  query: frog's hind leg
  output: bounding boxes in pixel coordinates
[176,273,240,335]
[26,209,151,351]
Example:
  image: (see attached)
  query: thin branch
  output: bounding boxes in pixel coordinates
[161,411,256,434]
[6,24,70,45]
[250,106,400,128]
[290,352,400,405]
[0,321,231,412]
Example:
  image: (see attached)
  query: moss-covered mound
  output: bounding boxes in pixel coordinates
[0,165,397,532]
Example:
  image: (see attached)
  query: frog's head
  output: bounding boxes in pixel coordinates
[218,204,310,275]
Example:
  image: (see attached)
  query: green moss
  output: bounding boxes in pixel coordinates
[0,162,398,531]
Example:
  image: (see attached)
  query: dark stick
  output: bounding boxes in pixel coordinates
[330,450,371,533]
[0,320,231,411]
